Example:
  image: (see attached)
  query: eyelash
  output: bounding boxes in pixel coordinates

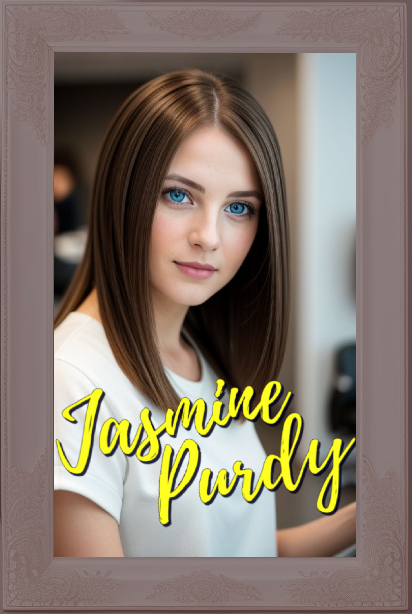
[161,187,257,217]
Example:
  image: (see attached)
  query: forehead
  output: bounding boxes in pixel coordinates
[166,126,262,190]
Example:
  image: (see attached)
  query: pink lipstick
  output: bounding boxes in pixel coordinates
[174,261,217,280]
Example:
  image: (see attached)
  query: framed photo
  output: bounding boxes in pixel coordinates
[1,0,409,611]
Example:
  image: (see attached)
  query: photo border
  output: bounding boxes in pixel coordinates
[1,0,409,611]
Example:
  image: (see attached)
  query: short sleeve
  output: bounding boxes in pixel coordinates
[54,358,127,524]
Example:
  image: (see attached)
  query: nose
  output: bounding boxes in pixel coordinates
[188,210,220,252]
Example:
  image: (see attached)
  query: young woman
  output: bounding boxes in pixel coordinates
[54,68,356,557]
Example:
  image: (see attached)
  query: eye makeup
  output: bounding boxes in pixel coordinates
[161,186,258,217]
[164,173,264,203]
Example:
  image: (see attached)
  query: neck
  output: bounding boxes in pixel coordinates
[151,288,189,357]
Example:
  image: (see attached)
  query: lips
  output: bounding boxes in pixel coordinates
[174,261,217,280]
[175,261,217,271]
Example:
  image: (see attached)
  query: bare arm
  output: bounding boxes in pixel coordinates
[277,501,356,557]
[54,491,125,557]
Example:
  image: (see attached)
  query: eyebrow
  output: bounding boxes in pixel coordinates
[164,174,264,202]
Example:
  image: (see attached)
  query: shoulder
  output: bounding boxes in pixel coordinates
[55,312,113,366]
[54,312,122,390]
[54,312,149,420]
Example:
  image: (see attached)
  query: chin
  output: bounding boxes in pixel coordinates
[177,293,214,308]
[168,284,218,308]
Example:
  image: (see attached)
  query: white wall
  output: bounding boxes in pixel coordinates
[295,53,356,465]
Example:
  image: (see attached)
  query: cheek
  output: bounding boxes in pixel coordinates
[151,214,170,245]
[223,223,258,268]
[150,212,181,258]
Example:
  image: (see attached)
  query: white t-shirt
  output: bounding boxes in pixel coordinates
[54,312,277,557]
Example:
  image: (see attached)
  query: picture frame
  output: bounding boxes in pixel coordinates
[1,0,409,611]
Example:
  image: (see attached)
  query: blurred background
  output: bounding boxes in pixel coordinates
[54,53,356,554]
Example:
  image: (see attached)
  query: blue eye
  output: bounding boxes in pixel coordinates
[163,188,190,204]
[225,202,249,216]
[162,187,256,217]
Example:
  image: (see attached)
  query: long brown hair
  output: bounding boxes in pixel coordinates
[54,68,290,415]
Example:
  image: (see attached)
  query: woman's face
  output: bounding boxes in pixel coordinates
[150,125,263,309]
